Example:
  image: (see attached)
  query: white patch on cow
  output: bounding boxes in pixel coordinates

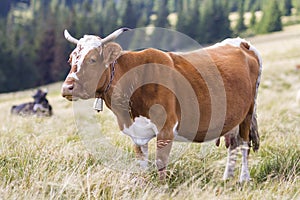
[71,35,102,73]
[122,116,158,146]
[173,121,190,142]
[33,104,48,112]
[206,37,246,49]
[67,72,79,81]
[219,37,246,48]
[240,141,250,182]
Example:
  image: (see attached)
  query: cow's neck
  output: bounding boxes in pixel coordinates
[101,51,145,111]
[103,60,117,93]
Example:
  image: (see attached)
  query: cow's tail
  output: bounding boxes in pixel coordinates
[248,42,262,152]
[250,112,259,152]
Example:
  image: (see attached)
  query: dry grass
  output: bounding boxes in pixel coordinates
[0,25,299,199]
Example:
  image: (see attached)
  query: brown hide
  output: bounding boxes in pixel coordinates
[100,44,260,142]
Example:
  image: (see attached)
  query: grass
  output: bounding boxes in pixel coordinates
[0,24,300,199]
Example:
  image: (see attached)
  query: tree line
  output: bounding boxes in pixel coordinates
[0,0,299,93]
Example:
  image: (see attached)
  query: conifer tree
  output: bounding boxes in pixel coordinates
[282,0,293,16]
[176,0,190,34]
[245,0,257,12]
[0,0,12,18]
[176,0,202,42]
[49,2,71,81]
[0,20,13,92]
[122,0,138,28]
[293,0,300,14]
[103,0,119,35]
[154,0,169,27]
[35,28,55,85]
[250,9,257,28]
[258,0,282,33]
[136,10,149,27]
[201,0,232,43]
[188,0,201,41]
[235,0,247,32]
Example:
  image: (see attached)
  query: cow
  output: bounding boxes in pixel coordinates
[11,89,53,117]
[61,28,262,182]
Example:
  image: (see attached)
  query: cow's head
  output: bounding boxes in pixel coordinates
[33,89,48,104]
[61,28,130,101]
[32,89,52,116]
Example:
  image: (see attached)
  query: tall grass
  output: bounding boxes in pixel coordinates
[0,25,299,199]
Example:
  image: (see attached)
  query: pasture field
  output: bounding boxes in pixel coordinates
[0,25,299,199]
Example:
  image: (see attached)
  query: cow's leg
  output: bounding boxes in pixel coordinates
[156,121,175,179]
[238,113,252,182]
[240,141,250,182]
[134,143,149,169]
[156,137,173,180]
[223,146,238,180]
[223,126,239,180]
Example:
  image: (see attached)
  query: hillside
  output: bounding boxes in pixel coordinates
[0,25,299,199]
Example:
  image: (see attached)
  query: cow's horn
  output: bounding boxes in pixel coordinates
[101,27,131,44]
[64,29,79,44]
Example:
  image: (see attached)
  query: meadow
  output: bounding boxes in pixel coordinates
[0,25,299,199]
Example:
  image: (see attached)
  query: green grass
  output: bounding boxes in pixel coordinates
[0,25,300,199]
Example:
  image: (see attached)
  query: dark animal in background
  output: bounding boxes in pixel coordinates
[11,89,53,116]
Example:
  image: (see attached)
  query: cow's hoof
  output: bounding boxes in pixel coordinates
[158,167,167,180]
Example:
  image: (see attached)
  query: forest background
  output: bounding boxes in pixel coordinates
[0,0,299,93]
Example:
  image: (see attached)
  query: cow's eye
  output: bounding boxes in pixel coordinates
[89,56,97,64]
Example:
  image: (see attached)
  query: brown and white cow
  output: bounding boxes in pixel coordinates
[61,28,262,182]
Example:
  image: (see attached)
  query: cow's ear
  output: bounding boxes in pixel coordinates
[102,42,122,65]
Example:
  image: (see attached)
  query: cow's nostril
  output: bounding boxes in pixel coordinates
[68,85,74,90]
[61,83,74,98]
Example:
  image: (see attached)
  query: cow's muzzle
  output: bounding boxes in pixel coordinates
[61,83,92,101]
[61,83,76,101]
